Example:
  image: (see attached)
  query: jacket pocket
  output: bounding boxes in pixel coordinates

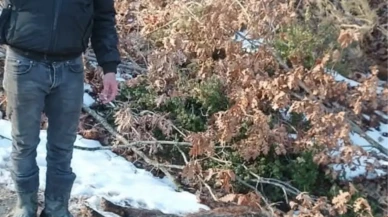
[0,4,13,44]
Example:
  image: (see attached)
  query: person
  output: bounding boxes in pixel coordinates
[0,0,121,216]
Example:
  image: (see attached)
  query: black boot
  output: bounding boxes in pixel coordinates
[9,191,38,217]
[39,195,73,217]
[40,172,75,217]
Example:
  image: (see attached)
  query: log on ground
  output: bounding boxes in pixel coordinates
[82,197,273,217]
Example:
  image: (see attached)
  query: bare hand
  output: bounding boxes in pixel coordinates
[99,73,118,104]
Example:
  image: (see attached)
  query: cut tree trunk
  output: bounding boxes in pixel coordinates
[81,197,272,217]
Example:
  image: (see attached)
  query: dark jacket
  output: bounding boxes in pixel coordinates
[2,0,121,74]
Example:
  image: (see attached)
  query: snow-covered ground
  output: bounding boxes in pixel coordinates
[0,109,208,216]
[331,131,388,180]
[327,71,388,179]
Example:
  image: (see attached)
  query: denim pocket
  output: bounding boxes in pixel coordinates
[66,56,84,73]
[5,57,34,75]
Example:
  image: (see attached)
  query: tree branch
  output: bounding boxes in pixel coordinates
[73,140,191,151]
[82,105,182,190]
[234,32,387,156]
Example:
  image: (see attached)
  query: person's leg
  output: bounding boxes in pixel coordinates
[3,47,50,217]
[40,56,84,217]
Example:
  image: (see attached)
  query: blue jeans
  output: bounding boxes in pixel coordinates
[3,46,84,198]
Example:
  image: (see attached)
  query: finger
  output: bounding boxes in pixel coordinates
[99,90,108,103]
[112,83,119,97]
[100,91,109,104]
[99,94,107,104]
[106,86,116,102]
[102,80,113,102]
[101,83,108,95]
[102,83,114,103]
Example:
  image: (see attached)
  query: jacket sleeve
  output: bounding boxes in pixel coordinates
[91,0,121,74]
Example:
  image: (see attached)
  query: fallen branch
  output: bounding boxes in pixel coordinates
[73,140,191,151]
[348,119,388,156]
[234,176,275,215]
[156,164,185,169]
[242,165,302,197]
[82,105,182,190]
[197,175,219,202]
[188,206,273,217]
[84,197,273,217]
[81,205,106,217]
[210,156,303,199]
[100,197,179,217]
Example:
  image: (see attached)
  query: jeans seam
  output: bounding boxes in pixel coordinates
[50,64,56,89]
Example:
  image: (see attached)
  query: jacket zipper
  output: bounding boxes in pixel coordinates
[48,0,62,53]
[5,3,12,12]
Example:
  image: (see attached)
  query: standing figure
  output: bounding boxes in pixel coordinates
[0,0,120,216]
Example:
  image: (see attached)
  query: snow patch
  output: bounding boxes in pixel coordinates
[324,69,388,179]
[83,93,95,107]
[234,31,264,53]
[0,119,208,215]
[325,69,385,94]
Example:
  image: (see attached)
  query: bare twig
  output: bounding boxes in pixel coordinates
[176,145,189,164]
[139,110,187,138]
[235,176,275,215]
[198,176,219,202]
[207,155,299,212]
[73,139,191,151]
[348,119,388,156]
[82,105,182,190]
[245,168,302,197]
[157,164,185,169]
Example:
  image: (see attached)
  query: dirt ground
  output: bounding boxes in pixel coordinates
[0,185,83,217]
[0,186,17,217]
